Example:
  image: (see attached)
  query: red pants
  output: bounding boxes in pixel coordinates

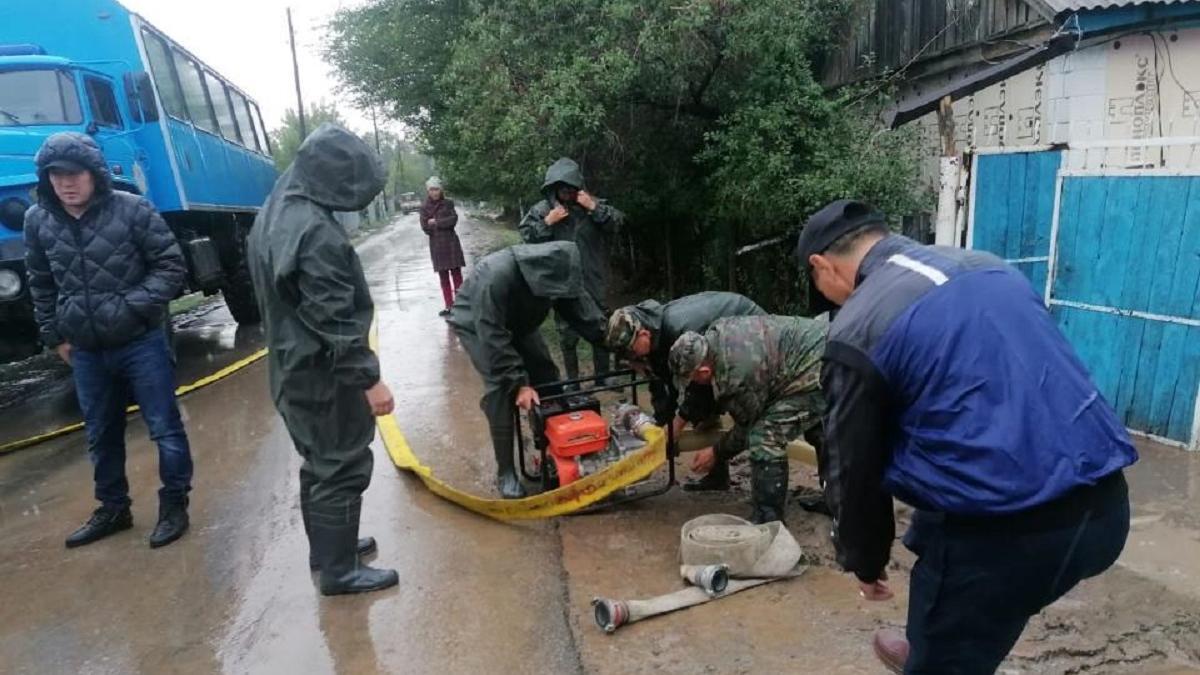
[439,268,463,308]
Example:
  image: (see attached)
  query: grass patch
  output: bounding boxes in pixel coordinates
[482,226,522,256]
[169,292,209,315]
[538,314,595,365]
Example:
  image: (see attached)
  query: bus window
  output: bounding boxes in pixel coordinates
[172,50,218,135]
[141,31,187,120]
[204,72,241,143]
[251,101,272,155]
[230,90,261,153]
[84,77,123,129]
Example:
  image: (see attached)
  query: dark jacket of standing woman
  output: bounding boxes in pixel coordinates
[420,197,465,271]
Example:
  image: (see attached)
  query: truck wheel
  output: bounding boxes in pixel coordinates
[221,261,261,325]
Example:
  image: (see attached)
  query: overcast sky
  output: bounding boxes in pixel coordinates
[121,0,388,135]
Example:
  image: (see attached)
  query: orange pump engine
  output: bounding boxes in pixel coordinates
[543,410,610,485]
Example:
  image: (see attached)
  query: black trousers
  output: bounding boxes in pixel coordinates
[903,471,1130,674]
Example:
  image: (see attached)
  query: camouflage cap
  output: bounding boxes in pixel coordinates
[606,307,643,354]
[668,332,710,390]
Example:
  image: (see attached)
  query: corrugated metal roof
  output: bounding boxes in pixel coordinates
[1043,0,1189,13]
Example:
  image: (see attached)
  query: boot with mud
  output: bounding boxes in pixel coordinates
[309,499,398,596]
[301,487,377,570]
[682,457,730,492]
[872,628,909,674]
[791,485,831,516]
[749,459,788,524]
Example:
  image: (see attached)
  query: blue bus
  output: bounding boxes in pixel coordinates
[0,0,277,362]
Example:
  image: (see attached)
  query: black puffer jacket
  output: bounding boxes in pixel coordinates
[23,133,185,350]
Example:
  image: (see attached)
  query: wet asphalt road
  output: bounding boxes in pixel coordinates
[1,214,1199,674]
[0,300,266,450]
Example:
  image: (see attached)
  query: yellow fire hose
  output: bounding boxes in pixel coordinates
[371,322,669,521]
[0,348,268,456]
[372,321,819,521]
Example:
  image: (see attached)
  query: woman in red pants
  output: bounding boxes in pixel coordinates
[419,177,466,316]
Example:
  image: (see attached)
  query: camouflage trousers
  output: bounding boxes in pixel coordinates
[715,391,825,464]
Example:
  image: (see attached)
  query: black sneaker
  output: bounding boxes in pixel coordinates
[438,308,451,317]
[65,506,133,548]
[148,502,190,549]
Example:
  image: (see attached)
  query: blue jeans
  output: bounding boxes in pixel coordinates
[902,471,1129,674]
[72,328,193,509]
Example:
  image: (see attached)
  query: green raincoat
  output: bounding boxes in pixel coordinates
[247,123,386,506]
[448,242,606,468]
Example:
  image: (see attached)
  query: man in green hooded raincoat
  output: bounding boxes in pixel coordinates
[518,158,624,382]
[247,123,398,596]
[448,241,607,498]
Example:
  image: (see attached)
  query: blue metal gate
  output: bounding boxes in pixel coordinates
[970,150,1200,447]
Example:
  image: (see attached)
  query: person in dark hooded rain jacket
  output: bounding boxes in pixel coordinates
[24,132,192,550]
[605,292,766,490]
[247,123,398,596]
[518,158,624,383]
[447,241,607,498]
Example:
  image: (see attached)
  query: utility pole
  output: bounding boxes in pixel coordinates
[370,105,388,218]
[287,7,307,139]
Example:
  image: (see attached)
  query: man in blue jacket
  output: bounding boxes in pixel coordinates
[795,200,1136,674]
[25,133,192,549]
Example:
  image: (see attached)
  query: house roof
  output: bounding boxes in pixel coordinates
[1043,0,1189,12]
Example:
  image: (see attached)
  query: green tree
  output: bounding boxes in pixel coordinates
[327,0,928,311]
[270,100,350,172]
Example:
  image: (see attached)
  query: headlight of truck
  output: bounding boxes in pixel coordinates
[0,198,29,231]
[0,268,22,300]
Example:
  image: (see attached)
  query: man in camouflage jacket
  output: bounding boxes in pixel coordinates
[669,315,827,523]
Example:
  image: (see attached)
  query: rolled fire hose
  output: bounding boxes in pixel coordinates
[592,514,806,633]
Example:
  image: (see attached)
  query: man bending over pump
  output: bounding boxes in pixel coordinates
[669,316,827,523]
[605,292,766,491]
[447,242,607,499]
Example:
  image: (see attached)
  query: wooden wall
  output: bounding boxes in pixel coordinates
[824,0,1049,87]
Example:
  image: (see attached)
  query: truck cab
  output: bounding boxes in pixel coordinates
[0,49,155,360]
[0,0,279,364]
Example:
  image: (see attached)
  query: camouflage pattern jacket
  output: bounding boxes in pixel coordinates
[706,315,828,429]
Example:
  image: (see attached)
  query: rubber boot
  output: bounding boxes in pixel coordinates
[310,499,398,596]
[791,485,832,516]
[682,457,730,492]
[301,488,377,570]
[562,344,580,382]
[749,460,788,525]
[491,425,527,499]
[592,347,613,385]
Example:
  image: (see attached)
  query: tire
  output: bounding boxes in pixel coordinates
[221,257,261,325]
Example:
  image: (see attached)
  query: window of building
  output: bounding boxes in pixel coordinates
[229,90,261,153]
[141,31,187,121]
[171,50,218,135]
[84,77,122,128]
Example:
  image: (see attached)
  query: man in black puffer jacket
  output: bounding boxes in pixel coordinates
[24,132,192,550]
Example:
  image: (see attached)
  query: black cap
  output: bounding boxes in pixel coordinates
[43,159,88,174]
[794,199,886,314]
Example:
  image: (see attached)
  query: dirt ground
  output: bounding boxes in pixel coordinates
[0,211,1198,674]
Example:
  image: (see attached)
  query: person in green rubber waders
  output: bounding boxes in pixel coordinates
[247,123,397,596]
[447,241,607,499]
